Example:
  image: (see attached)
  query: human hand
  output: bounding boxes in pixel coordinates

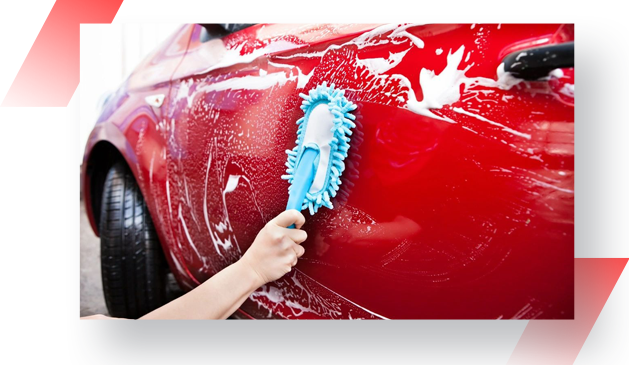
[239,210,307,286]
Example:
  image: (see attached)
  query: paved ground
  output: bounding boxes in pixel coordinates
[79,198,185,318]
[80,199,108,317]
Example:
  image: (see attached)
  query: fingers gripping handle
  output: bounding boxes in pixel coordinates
[285,147,319,228]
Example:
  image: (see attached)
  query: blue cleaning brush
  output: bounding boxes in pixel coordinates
[282,83,357,222]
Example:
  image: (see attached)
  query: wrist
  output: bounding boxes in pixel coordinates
[235,257,266,292]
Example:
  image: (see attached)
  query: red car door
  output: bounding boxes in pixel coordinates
[161,23,574,319]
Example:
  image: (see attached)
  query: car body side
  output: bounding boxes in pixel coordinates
[83,23,575,319]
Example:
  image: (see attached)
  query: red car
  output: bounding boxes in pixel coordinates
[82,23,574,319]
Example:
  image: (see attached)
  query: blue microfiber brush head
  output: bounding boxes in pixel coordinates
[282,83,357,215]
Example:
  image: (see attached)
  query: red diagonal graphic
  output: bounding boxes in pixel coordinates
[508,258,628,365]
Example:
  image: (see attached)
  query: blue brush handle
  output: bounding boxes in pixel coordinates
[285,147,319,228]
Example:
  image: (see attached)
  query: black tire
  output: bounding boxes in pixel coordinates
[99,162,168,318]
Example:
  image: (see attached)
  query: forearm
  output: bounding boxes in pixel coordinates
[139,260,263,320]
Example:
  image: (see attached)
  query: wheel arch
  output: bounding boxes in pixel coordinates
[83,140,127,236]
[82,122,141,237]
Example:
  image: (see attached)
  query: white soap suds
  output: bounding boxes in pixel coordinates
[494,63,524,90]
[201,72,297,92]
[389,24,425,48]
[549,68,564,78]
[179,205,204,260]
[559,83,574,98]
[174,78,195,108]
[356,49,410,74]
[224,175,241,193]
[248,269,388,319]
[435,48,443,55]
[251,285,284,303]
[385,45,526,123]
[353,23,424,49]
[197,40,298,75]
[275,50,327,60]
[190,66,313,96]
[410,46,471,111]
[166,179,172,216]
[297,67,314,89]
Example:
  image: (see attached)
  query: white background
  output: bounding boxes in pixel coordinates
[79,23,182,163]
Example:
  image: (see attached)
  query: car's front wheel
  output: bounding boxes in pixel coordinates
[99,161,168,318]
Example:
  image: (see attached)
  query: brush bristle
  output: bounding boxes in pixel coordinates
[281,84,357,215]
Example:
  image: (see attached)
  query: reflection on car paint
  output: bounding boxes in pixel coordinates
[84,23,574,319]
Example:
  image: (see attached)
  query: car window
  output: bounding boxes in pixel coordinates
[220,24,255,33]
[199,24,228,43]
[199,24,255,43]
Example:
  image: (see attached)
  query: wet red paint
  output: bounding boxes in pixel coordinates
[83,23,574,319]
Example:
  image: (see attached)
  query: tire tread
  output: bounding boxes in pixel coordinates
[99,162,166,318]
